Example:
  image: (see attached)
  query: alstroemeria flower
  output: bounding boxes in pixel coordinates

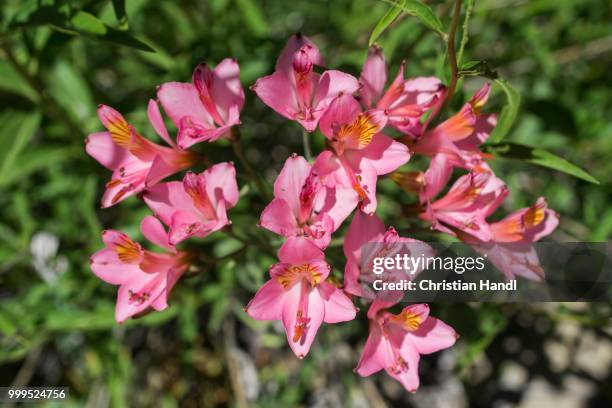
[90,216,193,323]
[343,211,433,298]
[252,33,360,132]
[312,93,410,214]
[259,154,358,249]
[360,45,444,136]
[420,168,508,241]
[245,237,357,358]
[460,197,559,280]
[85,103,199,208]
[157,59,245,148]
[410,83,496,170]
[143,162,239,245]
[356,301,457,393]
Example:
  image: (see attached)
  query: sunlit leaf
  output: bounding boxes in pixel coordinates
[483,142,600,184]
[0,110,41,187]
[235,0,267,37]
[377,0,446,38]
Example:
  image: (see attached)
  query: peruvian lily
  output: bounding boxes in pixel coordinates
[460,197,559,280]
[410,83,496,170]
[420,168,508,242]
[312,93,411,214]
[356,301,457,393]
[360,45,444,136]
[143,162,239,245]
[252,33,360,132]
[90,216,193,323]
[157,58,244,148]
[85,103,199,208]
[343,211,433,299]
[259,154,358,249]
[245,237,357,358]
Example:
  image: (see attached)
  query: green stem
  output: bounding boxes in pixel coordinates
[229,127,270,200]
[444,0,462,109]
[302,128,313,161]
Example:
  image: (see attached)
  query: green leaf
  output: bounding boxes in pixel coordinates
[0,110,41,186]
[488,79,520,143]
[112,0,128,28]
[0,146,78,188]
[70,11,107,35]
[483,142,600,184]
[46,60,95,122]
[369,0,405,46]
[377,0,446,39]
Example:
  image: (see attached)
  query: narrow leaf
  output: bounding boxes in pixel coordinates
[483,142,600,184]
[369,0,405,46]
[235,0,268,37]
[488,79,520,143]
[0,111,41,186]
[70,11,107,35]
[112,0,128,28]
[378,0,446,38]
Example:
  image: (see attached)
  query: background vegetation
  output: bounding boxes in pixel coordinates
[0,0,610,406]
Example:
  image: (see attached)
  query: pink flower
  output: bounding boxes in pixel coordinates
[157,59,245,148]
[90,216,193,323]
[259,154,358,249]
[460,197,559,280]
[85,103,200,208]
[420,168,508,241]
[344,211,433,298]
[355,301,457,393]
[252,33,360,132]
[245,237,357,358]
[312,93,411,213]
[360,45,444,136]
[410,83,496,170]
[143,162,239,245]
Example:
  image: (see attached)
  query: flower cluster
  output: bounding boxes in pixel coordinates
[86,34,559,393]
[87,59,243,322]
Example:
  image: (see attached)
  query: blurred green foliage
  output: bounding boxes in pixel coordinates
[0,0,610,406]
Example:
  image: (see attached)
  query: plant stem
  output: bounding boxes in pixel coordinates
[302,128,313,161]
[444,0,462,108]
[229,127,270,200]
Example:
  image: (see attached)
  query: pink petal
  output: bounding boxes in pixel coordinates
[157,82,213,129]
[147,99,174,147]
[421,154,453,202]
[273,155,311,216]
[407,316,458,355]
[360,133,411,175]
[204,162,240,209]
[85,132,128,170]
[282,283,325,358]
[259,198,300,237]
[278,236,326,265]
[143,181,195,227]
[318,281,357,323]
[355,323,387,376]
[169,210,204,245]
[90,248,139,285]
[319,92,361,139]
[245,279,287,320]
[141,215,173,251]
[389,339,421,393]
[343,211,385,264]
[360,45,387,107]
[343,260,362,297]
[318,186,359,232]
[211,58,245,123]
[115,271,165,323]
[251,71,299,122]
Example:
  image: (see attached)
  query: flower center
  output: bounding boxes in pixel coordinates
[276,264,322,290]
